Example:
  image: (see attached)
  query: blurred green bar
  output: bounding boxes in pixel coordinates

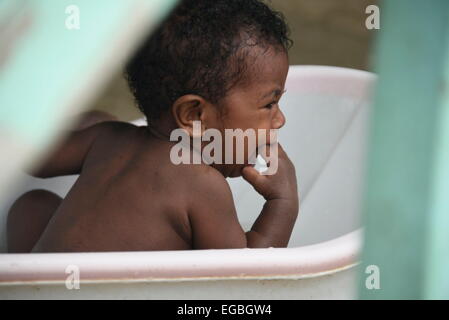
[424,37,449,299]
[0,0,178,149]
[359,0,449,299]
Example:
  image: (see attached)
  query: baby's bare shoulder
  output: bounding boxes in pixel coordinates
[168,163,234,211]
[85,121,147,152]
[187,164,231,194]
[184,164,235,212]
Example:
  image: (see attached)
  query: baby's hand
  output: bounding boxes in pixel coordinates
[242,144,298,202]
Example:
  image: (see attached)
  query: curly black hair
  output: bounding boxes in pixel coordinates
[125,0,292,124]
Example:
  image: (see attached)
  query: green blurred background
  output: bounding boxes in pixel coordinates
[91,0,378,121]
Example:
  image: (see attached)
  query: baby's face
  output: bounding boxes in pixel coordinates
[211,46,289,176]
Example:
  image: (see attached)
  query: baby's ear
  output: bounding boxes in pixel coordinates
[171,94,209,137]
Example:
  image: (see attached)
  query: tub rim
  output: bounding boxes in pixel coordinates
[0,229,363,285]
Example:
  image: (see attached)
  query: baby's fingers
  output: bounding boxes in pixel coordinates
[241,165,266,187]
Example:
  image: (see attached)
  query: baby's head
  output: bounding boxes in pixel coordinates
[126,0,292,175]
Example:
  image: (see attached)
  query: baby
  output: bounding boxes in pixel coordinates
[7,0,299,252]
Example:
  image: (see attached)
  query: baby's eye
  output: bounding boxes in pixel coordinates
[265,102,277,109]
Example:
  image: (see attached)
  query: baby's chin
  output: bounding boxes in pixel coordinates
[227,150,261,178]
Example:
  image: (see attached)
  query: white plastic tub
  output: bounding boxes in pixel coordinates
[0,65,375,299]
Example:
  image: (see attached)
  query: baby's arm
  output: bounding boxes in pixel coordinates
[241,144,299,247]
[188,170,247,249]
[30,122,115,178]
[189,144,299,249]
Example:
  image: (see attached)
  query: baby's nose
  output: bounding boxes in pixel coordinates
[272,108,286,129]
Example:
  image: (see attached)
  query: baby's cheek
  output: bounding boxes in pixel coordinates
[256,128,274,146]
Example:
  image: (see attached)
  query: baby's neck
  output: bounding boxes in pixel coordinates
[145,113,179,138]
[146,125,171,141]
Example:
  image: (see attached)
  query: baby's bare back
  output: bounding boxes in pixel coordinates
[32,123,193,252]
